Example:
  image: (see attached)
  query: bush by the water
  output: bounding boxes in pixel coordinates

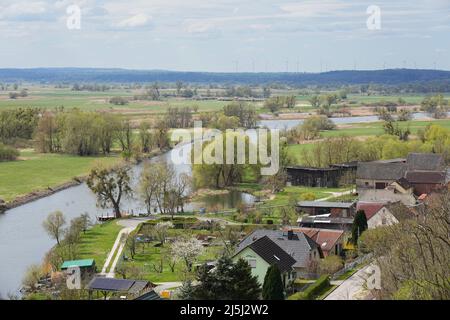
[288,275,330,300]
[0,143,19,161]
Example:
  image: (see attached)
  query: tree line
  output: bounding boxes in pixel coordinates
[34,110,170,157]
[300,124,450,167]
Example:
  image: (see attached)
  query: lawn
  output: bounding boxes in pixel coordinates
[0,149,120,202]
[77,221,124,269]
[264,186,351,206]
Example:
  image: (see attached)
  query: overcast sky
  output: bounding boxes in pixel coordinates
[0,0,449,72]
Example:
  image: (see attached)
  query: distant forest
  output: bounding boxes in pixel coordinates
[1,68,450,92]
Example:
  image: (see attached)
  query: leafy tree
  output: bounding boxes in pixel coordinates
[309,95,320,108]
[138,122,153,153]
[86,164,132,218]
[152,221,174,245]
[177,280,196,300]
[192,131,260,188]
[262,264,284,300]
[192,256,261,300]
[42,211,66,245]
[351,210,368,245]
[116,119,133,153]
[421,94,448,119]
[223,102,257,128]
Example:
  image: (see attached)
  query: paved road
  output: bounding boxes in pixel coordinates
[154,282,183,293]
[325,265,372,300]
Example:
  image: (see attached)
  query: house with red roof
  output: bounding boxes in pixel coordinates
[357,201,414,229]
[283,227,345,257]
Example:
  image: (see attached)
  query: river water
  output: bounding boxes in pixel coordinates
[0,112,440,296]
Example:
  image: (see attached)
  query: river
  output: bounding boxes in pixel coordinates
[0,113,440,297]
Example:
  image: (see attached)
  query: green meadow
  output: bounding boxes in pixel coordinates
[0,149,120,202]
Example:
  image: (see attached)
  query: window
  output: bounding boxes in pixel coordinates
[247,258,257,268]
[375,182,387,189]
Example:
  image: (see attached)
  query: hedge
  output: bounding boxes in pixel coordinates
[0,143,19,161]
[288,275,330,300]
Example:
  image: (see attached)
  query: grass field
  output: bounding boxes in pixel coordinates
[77,221,124,268]
[3,86,448,115]
[322,119,450,138]
[0,149,120,202]
[0,87,254,114]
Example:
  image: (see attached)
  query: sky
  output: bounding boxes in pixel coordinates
[0,0,449,72]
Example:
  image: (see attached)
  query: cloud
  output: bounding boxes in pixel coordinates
[280,0,352,18]
[0,1,48,20]
[117,13,152,28]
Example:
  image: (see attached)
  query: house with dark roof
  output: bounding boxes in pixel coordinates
[87,277,155,300]
[406,153,444,171]
[283,227,345,257]
[386,178,413,194]
[233,236,296,287]
[286,163,357,188]
[357,153,447,197]
[356,162,407,190]
[296,201,356,217]
[297,214,354,231]
[234,229,322,281]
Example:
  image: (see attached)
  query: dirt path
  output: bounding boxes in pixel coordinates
[100,218,148,277]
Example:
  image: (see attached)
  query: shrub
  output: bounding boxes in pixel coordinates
[300,192,316,201]
[0,143,19,161]
[319,255,344,275]
[109,96,128,105]
[287,275,330,300]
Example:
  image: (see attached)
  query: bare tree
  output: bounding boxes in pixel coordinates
[152,221,174,246]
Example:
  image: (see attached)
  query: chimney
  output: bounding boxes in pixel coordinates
[287,230,294,240]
